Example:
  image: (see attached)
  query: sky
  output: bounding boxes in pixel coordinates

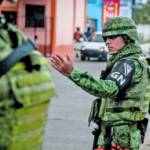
[136,0,148,3]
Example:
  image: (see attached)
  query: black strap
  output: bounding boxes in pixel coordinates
[103,26,136,33]
[104,126,112,150]
[0,147,7,150]
[92,125,101,150]
[106,107,140,113]
[0,38,38,77]
[100,59,119,80]
[148,101,150,114]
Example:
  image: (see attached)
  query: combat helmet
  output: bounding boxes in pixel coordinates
[102,16,139,41]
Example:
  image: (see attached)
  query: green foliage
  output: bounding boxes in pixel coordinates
[137,39,150,44]
[134,0,150,24]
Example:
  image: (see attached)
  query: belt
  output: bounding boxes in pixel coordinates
[106,107,140,113]
[102,122,138,134]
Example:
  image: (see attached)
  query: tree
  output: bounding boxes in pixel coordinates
[134,0,150,24]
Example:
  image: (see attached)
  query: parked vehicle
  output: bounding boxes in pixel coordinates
[74,31,109,61]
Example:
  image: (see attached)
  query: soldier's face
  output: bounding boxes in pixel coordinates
[105,35,125,52]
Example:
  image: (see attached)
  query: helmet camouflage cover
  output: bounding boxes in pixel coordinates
[102,16,139,41]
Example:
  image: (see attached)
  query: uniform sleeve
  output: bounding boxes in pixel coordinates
[67,59,143,99]
[67,68,120,99]
[105,59,143,90]
[105,60,135,90]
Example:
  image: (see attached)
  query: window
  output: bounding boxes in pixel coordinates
[2,11,17,25]
[25,5,45,28]
[88,34,104,42]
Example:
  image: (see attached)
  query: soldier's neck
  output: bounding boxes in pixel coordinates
[109,51,118,55]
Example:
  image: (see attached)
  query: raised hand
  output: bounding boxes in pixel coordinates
[50,53,74,76]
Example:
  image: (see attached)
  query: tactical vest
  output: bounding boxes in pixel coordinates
[0,24,55,149]
[98,54,150,122]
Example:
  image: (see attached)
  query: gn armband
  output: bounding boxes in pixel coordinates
[106,60,135,90]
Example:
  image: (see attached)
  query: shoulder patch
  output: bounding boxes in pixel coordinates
[106,60,135,90]
[118,62,133,76]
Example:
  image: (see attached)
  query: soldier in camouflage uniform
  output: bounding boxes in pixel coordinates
[0,0,55,150]
[50,16,150,150]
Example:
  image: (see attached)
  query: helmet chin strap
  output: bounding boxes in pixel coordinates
[109,51,118,55]
[123,35,129,45]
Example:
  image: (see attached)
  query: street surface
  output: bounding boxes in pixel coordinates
[43,45,150,150]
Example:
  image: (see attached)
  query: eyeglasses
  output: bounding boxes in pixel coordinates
[103,35,118,41]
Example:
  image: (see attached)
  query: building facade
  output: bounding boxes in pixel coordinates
[0,0,87,57]
[86,0,134,31]
[86,0,103,31]
[119,0,133,19]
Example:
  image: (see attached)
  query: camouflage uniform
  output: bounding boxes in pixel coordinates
[68,16,150,150]
[0,0,55,149]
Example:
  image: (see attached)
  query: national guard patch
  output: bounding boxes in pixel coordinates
[106,60,135,90]
[119,63,133,76]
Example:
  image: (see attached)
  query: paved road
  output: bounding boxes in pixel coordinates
[43,47,150,150]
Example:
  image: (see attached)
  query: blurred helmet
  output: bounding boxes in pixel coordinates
[102,16,139,41]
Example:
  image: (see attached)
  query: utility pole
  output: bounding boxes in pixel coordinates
[132,0,135,20]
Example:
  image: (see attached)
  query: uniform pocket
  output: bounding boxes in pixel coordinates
[113,125,130,148]
[130,129,142,148]
[88,98,101,125]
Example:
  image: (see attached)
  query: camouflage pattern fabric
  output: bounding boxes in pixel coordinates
[68,43,143,100]
[0,15,55,149]
[102,16,139,41]
[97,124,141,149]
[68,43,149,123]
[88,98,101,125]
[104,43,142,72]
[67,42,150,149]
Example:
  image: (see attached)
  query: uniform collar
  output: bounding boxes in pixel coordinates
[105,43,142,70]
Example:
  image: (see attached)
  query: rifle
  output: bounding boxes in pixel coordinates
[92,125,101,150]
[92,124,112,150]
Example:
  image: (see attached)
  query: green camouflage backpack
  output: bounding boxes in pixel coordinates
[102,16,139,41]
[0,15,55,150]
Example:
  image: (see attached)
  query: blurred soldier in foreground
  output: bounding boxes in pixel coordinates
[0,0,55,149]
[50,16,150,150]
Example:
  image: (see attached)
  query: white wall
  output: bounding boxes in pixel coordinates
[119,0,132,19]
[75,0,85,33]
[136,24,150,41]
[56,0,74,45]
